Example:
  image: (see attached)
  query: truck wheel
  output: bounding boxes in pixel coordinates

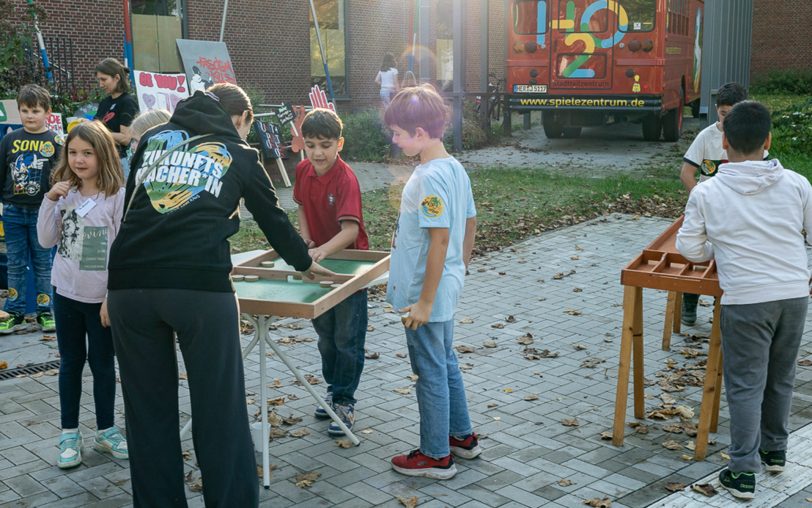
[690,99,700,118]
[543,112,563,139]
[562,127,582,138]
[662,97,684,142]
[642,114,662,141]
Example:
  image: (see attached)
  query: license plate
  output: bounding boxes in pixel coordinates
[514,84,548,93]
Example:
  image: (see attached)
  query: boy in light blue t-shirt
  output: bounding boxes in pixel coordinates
[383,84,480,480]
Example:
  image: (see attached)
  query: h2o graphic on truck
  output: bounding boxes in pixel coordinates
[507,0,703,142]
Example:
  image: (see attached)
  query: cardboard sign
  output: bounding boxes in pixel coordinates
[308,85,335,112]
[45,113,64,136]
[176,39,237,94]
[254,120,283,160]
[276,103,295,125]
[290,105,307,153]
[134,70,189,112]
[0,100,22,124]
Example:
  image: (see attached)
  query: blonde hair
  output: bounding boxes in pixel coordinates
[130,109,171,141]
[52,121,123,196]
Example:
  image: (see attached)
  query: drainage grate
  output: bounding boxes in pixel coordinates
[0,360,60,381]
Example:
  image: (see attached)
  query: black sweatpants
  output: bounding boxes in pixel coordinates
[109,288,258,508]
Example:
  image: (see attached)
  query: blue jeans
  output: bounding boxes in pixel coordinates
[54,291,115,429]
[312,290,367,405]
[3,204,52,315]
[405,319,473,458]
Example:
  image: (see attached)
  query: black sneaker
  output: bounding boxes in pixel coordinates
[719,468,755,500]
[759,449,786,473]
[0,312,26,334]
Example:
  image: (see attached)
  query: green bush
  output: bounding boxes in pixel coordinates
[770,98,812,158]
[752,70,812,95]
[341,108,389,162]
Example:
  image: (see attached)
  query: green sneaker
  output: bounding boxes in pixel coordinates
[57,431,82,469]
[0,312,26,334]
[759,449,786,473]
[94,426,128,459]
[37,312,56,332]
[719,468,755,500]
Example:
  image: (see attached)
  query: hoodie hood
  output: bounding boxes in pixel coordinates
[716,158,784,195]
[169,90,243,140]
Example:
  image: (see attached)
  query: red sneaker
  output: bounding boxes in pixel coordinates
[391,450,457,480]
[450,433,482,459]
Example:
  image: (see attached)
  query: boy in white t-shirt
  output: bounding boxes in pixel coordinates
[678,82,748,326]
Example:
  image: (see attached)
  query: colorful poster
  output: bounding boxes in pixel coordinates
[254,120,283,160]
[134,70,190,112]
[45,113,64,136]
[176,39,237,94]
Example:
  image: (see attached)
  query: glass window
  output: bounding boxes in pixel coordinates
[514,0,547,35]
[619,0,656,32]
[131,0,184,72]
[558,0,607,33]
[310,0,347,97]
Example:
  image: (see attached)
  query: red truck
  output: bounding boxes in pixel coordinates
[506,0,703,141]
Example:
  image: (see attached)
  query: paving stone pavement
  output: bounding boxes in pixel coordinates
[3,213,812,507]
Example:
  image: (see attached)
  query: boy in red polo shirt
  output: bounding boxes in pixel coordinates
[293,108,370,436]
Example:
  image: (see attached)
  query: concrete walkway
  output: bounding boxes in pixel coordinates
[2,214,812,507]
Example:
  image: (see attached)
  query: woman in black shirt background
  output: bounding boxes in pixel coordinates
[94,58,139,176]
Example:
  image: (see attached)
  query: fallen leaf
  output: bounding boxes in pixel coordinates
[407,374,418,381]
[487,402,498,408]
[662,424,683,434]
[0,360,7,370]
[397,496,419,508]
[491,322,505,329]
[483,339,498,348]
[564,309,583,316]
[660,393,677,406]
[573,343,587,351]
[680,348,704,359]
[580,357,605,369]
[364,351,380,360]
[692,483,717,497]
[459,363,474,371]
[178,372,188,380]
[573,287,583,293]
[805,497,812,503]
[523,347,558,360]
[360,428,373,434]
[185,471,203,492]
[799,359,812,366]
[459,317,474,324]
[268,397,286,407]
[40,335,56,341]
[367,325,375,332]
[394,387,412,395]
[182,449,191,461]
[289,428,310,438]
[558,478,574,487]
[524,394,539,401]
[282,415,302,426]
[675,405,694,419]
[517,333,534,345]
[271,428,288,438]
[304,374,321,385]
[256,463,278,478]
[455,345,476,354]
[681,454,693,461]
[396,352,407,358]
[628,422,649,434]
[685,440,696,451]
[662,440,683,450]
[335,439,353,448]
[271,378,282,388]
[665,482,686,492]
[505,315,517,323]
[599,431,613,440]
[583,497,611,508]
[720,451,730,461]
[294,471,320,488]
[561,418,579,427]
[571,255,580,260]
[503,387,513,393]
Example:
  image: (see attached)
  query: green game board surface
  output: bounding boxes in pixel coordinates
[234,279,331,303]
[265,258,376,276]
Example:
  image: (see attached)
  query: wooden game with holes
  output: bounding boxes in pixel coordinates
[613,216,724,461]
[232,248,389,318]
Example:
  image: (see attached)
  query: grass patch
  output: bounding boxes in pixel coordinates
[230,168,686,255]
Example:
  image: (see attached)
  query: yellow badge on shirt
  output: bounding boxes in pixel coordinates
[421,195,444,218]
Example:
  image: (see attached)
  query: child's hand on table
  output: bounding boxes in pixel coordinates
[301,261,336,280]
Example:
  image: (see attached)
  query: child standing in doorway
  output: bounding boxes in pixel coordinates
[0,84,61,333]
[37,121,127,468]
[294,108,370,436]
[384,84,480,480]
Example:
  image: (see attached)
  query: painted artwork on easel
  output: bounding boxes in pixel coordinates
[176,39,237,94]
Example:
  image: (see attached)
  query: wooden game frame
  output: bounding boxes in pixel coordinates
[233,249,390,319]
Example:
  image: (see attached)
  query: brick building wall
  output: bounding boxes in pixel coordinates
[750,0,812,79]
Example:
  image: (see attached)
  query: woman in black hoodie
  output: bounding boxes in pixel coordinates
[107,84,329,507]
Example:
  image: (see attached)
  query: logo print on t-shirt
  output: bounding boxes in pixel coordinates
[103,111,115,124]
[421,195,444,218]
[700,159,727,177]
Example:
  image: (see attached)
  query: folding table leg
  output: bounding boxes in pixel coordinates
[632,287,645,418]
[662,291,677,351]
[613,286,641,446]
[695,302,723,460]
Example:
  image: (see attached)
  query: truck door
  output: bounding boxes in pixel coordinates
[549,0,617,90]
